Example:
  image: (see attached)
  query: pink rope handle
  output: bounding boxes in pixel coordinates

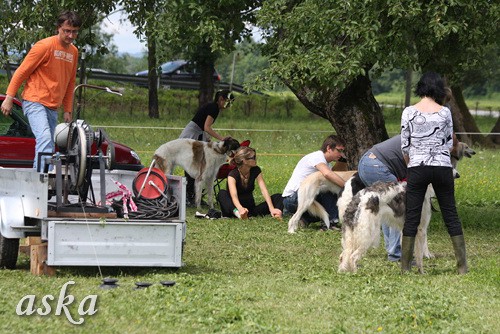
[106,179,138,218]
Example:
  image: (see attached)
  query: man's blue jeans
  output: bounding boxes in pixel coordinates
[283,191,338,227]
[358,151,402,261]
[23,101,58,172]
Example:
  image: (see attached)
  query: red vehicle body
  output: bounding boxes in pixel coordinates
[0,94,143,171]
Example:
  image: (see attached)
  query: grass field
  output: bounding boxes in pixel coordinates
[1,86,499,333]
[1,150,498,333]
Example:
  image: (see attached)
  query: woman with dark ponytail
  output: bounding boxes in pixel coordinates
[179,90,235,206]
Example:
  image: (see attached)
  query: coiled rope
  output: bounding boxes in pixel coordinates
[109,179,179,220]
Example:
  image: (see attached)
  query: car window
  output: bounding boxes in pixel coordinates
[0,103,33,138]
[161,61,184,73]
[180,62,197,74]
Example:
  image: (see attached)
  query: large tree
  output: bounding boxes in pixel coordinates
[153,0,260,106]
[120,0,165,118]
[120,0,259,114]
[257,1,498,166]
[412,2,499,147]
[0,1,41,79]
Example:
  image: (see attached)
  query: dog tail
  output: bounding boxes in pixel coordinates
[308,201,329,225]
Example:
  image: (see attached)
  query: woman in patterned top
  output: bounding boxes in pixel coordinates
[400,71,467,274]
[217,146,283,219]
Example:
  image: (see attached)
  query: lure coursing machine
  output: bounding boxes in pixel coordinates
[0,85,186,273]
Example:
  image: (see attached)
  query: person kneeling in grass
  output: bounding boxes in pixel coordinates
[217,146,283,219]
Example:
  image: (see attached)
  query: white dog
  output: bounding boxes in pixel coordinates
[153,138,240,209]
[287,171,356,233]
[338,180,433,273]
[338,141,475,273]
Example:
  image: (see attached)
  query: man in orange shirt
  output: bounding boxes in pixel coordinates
[1,11,81,172]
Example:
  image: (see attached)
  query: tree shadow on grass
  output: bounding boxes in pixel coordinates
[14,248,220,278]
[23,262,221,279]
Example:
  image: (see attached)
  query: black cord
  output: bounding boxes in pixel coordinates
[112,195,179,220]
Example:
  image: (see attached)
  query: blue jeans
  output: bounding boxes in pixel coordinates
[358,151,401,261]
[23,101,58,172]
[283,191,338,226]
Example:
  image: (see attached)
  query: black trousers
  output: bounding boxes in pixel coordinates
[217,189,284,218]
[185,133,204,200]
[185,172,195,200]
[403,166,463,237]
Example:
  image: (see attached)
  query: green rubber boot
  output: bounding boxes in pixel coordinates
[451,235,468,274]
[401,236,415,273]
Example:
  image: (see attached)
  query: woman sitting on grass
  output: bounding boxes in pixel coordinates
[217,146,283,219]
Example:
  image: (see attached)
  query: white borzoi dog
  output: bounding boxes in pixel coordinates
[338,179,432,273]
[338,142,475,273]
[287,171,357,233]
[153,138,240,209]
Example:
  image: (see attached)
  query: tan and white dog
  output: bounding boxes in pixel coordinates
[153,138,240,209]
[287,171,357,233]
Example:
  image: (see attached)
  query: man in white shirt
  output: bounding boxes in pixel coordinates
[282,135,346,230]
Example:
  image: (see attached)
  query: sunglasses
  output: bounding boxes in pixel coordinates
[335,147,345,153]
[247,155,256,160]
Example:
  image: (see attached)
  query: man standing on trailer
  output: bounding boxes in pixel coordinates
[1,10,81,172]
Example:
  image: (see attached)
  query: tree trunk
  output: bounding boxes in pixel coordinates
[147,38,159,119]
[196,42,216,108]
[447,87,470,144]
[487,116,500,145]
[2,46,13,83]
[199,62,214,108]
[450,85,491,146]
[288,74,388,168]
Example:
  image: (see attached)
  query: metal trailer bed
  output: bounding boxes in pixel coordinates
[0,168,186,269]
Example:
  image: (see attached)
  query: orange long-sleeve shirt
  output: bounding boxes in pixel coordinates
[6,35,78,114]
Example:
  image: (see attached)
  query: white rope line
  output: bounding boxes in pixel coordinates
[92,125,500,136]
[77,188,103,279]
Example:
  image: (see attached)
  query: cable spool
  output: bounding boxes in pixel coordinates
[132,167,168,199]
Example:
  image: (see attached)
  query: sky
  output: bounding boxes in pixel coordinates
[100,10,263,56]
[100,11,146,56]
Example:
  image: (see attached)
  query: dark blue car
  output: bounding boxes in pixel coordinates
[135,60,220,88]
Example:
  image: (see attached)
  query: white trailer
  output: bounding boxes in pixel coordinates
[0,121,186,271]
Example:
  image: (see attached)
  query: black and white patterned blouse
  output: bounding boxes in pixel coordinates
[401,105,453,168]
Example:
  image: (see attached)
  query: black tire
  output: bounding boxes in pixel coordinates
[0,232,19,269]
